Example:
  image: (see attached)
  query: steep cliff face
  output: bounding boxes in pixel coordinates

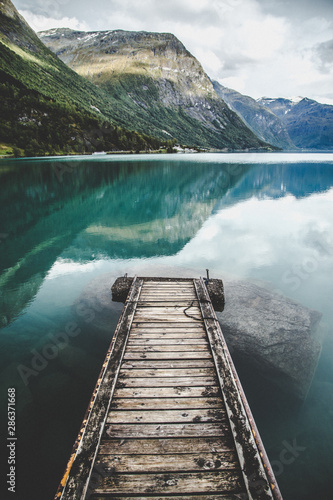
[213,81,295,150]
[40,29,214,99]
[0,0,41,53]
[39,28,272,150]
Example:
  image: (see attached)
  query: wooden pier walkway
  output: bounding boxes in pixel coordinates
[55,277,282,500]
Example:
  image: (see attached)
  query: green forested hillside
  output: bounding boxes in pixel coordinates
[0,1,175,156]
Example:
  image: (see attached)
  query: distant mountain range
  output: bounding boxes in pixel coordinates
[213,82,333,150]
[258,96,333,149]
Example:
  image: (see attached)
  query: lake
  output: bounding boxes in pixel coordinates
[0,152,333,499]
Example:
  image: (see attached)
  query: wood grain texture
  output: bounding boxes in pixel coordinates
[130,326,206,333]
[127,338,208,345]
[131,322,204,329]
[123,351,213,360]
[119,368,215,378]
[93,496,240,500]
[125,345,209,352]
[98,437,235,455]
[113,386,221,399]
[95,451,239,472]
[129,332,207,339]
[91,471,244,495]
[111,397,223,410]
[117,376,217,387]
[121,359,214,369]
[105,422,230,438]
[107,408,227,424]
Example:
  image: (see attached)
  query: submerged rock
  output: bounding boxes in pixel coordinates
[219,281,322,399]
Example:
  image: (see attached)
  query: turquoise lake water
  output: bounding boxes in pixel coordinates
[0,152,333,499]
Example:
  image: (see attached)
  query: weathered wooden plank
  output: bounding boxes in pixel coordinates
[123,351,213,360]
[119,367,215,377]
[133,316,202,323]
[139,289,196,293]
[138,291,196,295]
[137,297,197,300]
[117,377,217,388]
[139,291,197,296]
[130,325,206,332]
[139,288,196,292]
[127,338,208,345]
[107,408,226,424]
[135,308,201,314]
[93,495,239,500]
[141,285,194,288]
[91,471,244,495]
[110,397,223,410]
[132,317,202,323]
[142,278,192,281]
[129,332,207,339]
[105,423,229,439]
[141,282,194,287]
[125,345,209,352]
[137,297,199,306]
[140,290,195,294]
[113,386,221,399]
[131,322,204,329]
[137,294,197,298]
[95,451,239,473]
[137,301,200,306]
[140,290,195,293]
[98,437,234,455]
[119,368,215,378]
[140,284,195,288]
[121,359,214,369]
[142,282,194,286]
[135,306,201,313]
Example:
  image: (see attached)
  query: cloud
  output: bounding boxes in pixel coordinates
[20,10,89,32]
[315,39,333,72]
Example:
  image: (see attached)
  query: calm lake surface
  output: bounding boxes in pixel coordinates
[0,152,333,499]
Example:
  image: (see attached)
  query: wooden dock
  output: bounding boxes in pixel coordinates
[55,277,283,500]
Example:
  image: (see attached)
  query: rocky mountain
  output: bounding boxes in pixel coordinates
[212,82,333,150]
[213,81,295,150]
[38,27,272,151]
[258,97,333,149]
[0,0,178,156]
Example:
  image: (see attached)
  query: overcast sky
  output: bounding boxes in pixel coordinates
[14,0,333,104]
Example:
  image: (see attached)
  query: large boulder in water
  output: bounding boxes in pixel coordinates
[219,281,322,399]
